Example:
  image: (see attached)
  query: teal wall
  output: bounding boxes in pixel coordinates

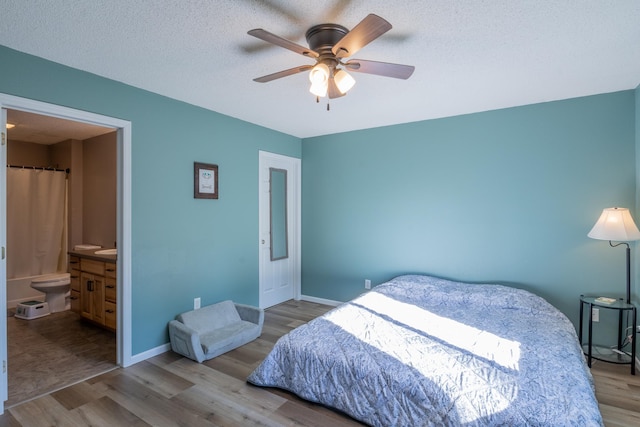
[302,91,637,329]
[0,46,301,354]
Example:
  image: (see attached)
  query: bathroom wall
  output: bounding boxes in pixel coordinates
[56,139,83,249]
[80,132,117,248]
[7,140,50,167]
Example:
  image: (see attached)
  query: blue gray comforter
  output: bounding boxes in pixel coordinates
[248,275,603,426]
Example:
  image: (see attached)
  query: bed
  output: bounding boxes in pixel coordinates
[247,274,603,426]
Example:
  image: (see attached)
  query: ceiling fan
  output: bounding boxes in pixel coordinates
[247,14,415,100]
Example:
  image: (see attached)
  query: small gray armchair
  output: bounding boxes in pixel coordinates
[168,300,264,363]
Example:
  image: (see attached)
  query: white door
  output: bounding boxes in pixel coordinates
[259,151,300,308]
[0,109,7,414]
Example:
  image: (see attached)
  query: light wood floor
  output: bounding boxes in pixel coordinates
[1,300,639,426]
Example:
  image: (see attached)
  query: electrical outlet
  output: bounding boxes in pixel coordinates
[194,297,201,310]
[591,307,599,322]
[365,279,371,290]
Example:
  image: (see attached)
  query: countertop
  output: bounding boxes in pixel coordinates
[68,248,117,262]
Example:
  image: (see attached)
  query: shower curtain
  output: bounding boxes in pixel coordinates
[6,168,67,279]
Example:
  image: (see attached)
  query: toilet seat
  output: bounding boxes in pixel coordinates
[31,273,71,287]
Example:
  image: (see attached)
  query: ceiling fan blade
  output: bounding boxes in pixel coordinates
[331,14,392,58]
[251,0,304,25]
[325,0,353,22]
[248,29,319,58]
[253,65,313,83]
[327,77,346,99]
[344,59,415,79]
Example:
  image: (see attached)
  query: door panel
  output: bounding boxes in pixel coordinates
[259,152,300,308]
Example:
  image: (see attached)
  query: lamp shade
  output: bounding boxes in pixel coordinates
[334,69,355,94]
[588,207,640,241]
[309,63,330,85]
[309,81,328,97]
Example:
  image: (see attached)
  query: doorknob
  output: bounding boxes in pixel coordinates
[261,239,265,244]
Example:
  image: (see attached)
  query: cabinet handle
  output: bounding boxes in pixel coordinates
[71,275,79,279]
[70,261,79,264]
[87,280,94,292]
[70,296,78,300]
[106,268,115,272]
[105,309,115,314]
[106,285,115,289]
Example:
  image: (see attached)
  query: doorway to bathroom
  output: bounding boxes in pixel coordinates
[0,94,132,413]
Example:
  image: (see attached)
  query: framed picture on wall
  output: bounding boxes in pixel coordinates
[194,162,218,199]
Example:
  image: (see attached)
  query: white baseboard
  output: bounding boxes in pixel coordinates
[127,343,171,367]
[300,294,342,307]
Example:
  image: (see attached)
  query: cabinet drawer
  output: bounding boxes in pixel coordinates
[81,259,105,275]
[69,256,81,270]
[104,301,116,330]
[105,277,117,302]
[105,262,116,279]
[70,269,81,292]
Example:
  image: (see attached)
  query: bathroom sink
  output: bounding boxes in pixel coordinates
[95,248,117,256]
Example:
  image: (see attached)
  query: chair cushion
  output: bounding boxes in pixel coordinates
[177,300,241,335]
[200,320,261,355]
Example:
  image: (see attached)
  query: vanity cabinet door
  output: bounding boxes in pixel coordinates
[92,276,105,324]
[74,256,116,330]
[80,271,105,324]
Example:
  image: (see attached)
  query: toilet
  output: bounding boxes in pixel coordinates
[30,273,71,313]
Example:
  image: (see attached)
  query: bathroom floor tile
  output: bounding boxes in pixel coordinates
[6,310,116,407]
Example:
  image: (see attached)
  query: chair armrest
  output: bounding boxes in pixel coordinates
[234,303,264,327]
[168,320,206,363]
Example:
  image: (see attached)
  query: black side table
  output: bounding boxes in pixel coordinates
[579,295,636,375]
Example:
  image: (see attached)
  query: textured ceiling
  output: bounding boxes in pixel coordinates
[1,1,639,138]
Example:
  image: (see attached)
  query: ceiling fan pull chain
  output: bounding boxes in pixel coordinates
[327,102,330,111]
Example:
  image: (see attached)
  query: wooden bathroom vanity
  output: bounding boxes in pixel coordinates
[69,250,117,331]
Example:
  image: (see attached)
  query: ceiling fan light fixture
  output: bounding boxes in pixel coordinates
[248,14,414,100]
[309,63,330,85]
[309,81,328,97]
[334,69,356,94]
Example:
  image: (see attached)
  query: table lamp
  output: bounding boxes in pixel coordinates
[588,207,640,303]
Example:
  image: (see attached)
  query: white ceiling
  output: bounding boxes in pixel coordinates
[2,1,639,139]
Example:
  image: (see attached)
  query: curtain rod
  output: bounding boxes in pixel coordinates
[7,165,70,173]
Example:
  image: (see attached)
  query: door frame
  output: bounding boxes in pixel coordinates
[0,94,133,413]
[0,108,6,412]
[258,151,301,308]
